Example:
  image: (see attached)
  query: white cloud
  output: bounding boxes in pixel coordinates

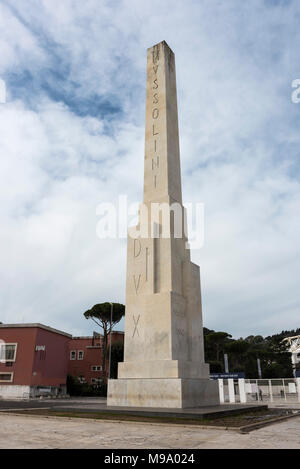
[0,0,299,337]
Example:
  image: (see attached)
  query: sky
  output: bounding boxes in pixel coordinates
[0,0,299,338]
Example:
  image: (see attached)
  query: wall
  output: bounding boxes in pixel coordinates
[0,385,31,399]
[31,328,69,387]
[0,326,70,389]
[68,337,102,384]
[0,327,36,385]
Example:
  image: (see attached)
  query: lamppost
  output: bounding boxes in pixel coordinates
[224,353,229,373]
[257,358,262,379]
[108,302,113,380]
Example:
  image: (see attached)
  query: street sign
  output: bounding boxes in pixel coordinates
[210,372,245,379]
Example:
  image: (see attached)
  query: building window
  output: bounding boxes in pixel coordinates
[91,378,102,384]
[0,343,17,362]
[0,372,13,382]
[91,365,102,371]
[70,351,76,360]
[77,350,84,360]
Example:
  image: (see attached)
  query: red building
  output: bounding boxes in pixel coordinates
[0,323,124,398]
[0,323,71,398]
[68,331,124,385]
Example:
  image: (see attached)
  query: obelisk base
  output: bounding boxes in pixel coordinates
[107,378,219,408]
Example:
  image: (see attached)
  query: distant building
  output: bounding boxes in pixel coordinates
[68,331,124,385]
[282,335,300,377]
[0,323,124,399]
[0,323,71,398]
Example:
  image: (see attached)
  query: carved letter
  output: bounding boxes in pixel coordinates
[133,274,141,294]
[145,247,149,281]
[153,79,158,89]
[152,45,160,64]
[153,124,159,136]
[134,238,141,257]
[152,108,159,119]
[153,93,159,104]
[152,156,159,170]
[132,314,140,338]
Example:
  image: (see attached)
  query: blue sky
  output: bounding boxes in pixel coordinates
[0,0,299,338]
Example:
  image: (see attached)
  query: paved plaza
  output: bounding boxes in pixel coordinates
[0,410,299,449]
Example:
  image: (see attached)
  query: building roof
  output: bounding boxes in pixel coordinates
[0,323,72,338]
[71,330,124,340]
[72,336,101,340]
[0,323,124,339]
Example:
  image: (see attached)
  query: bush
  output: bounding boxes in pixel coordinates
[66,375,107,397]
[209,361,223,373]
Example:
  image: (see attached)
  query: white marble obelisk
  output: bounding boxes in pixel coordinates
[108,41,219,408]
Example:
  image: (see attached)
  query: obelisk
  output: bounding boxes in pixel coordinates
[108,41,219,408]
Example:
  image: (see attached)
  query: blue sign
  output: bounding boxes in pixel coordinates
[296,370,300,378]
[210,372,245,379]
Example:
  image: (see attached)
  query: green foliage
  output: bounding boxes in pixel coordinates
[208,361,223,373]
[204,327,295,378]
[204,331,232,362]
[107,341,124,379]
[84,302,125,329]
[245,335,264,345]
[66,374,107,397]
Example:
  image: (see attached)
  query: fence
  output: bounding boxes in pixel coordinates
[218,377,300,404]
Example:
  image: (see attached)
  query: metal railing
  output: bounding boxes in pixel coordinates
[217,377,300,404]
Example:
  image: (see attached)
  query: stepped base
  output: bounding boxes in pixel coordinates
[107,378,219,408]
[118,360,210,379]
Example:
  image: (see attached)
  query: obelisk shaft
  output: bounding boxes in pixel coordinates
[144,41,182,205]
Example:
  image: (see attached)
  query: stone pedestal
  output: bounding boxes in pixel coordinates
[108,378,219,408]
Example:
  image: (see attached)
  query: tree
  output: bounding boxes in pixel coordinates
[225,339,249,371]
[203,326,296,378]
[208,361,223,373]
[245,335,264,345]
[84,302,125,381]
[107,341,124,379]
[204,331,232,362]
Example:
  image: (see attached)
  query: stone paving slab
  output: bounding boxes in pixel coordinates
[0,412,299,449]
